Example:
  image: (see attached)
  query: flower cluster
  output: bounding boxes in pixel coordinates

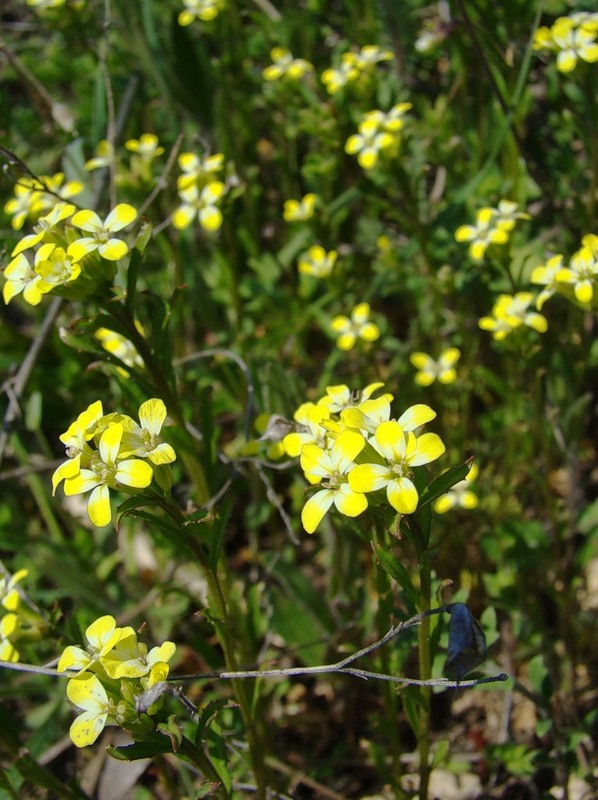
[178,0,225,25]
[172,151,228,232]
[479,293,547,341]
[345,103,412,170]
[410,348,460,386]
[279,384,445,533]
[58,615,176,747]
[321,45,394,95]
[0,568,31,663]
[532,234,598,308]
[533,13,598,73]
[330,303,380,350]
[2,200,138,307]
[263,48,314,81]
[455,200,530,262]
[52,399,176,527]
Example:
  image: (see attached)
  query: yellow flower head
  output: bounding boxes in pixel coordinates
[434,464,479,514]
[70,204,138,262]
[173,181,225,231]
[331,303,380,351]
[283,193,317,222]
[178,0,225,25]
[349,420,445,515]
[479,292,547,340]
[410,348,460,386]
[298,245,337,278]
[263,48,314,81]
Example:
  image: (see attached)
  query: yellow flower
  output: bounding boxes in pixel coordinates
[2,245,52,306]
[85,140,114,172]
[35,173,83,216]
[95,325,145,374]
[282,403,330,458]
[58,615,126,675]
[353,45,394,70]
[125,134,165,182]
[317,382,390,413]
[434,464,479,514]
[11,202,76,256]
[349,420,445,515]
[3,181,45,231]
[52,401,104,495]
[70,204,138,261]
[479,293,547,340]
[125,133,164,160]
[177,152,224,191]
[178,0,224,25]
[363,102,412,134]
[119,399,177,465]
[66,673,112,747]
[455,208,509,261]
[0,613,21,663]
[321,58,360,94]
[27,0,66,7]
[62,422,153,527]
[263,48,314,81]
[0,568,29,612]
[298,244,337,278]
[300,431,368,533]
[531,254,564,309]
[283,193,316,222]
[492,200,531,232]
[331,303,380,350]
[173,181,225,231]
[321,46,393,94]
[33,244,83,294]
[555,245,598,304]
[345,117,395,170]
[101,630,176,680]
[410,348,461,386]
[551,16,598,73]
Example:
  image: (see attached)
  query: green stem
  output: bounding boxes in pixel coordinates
[182,528,267,799]
[178,736,231,799]
[416,545,432,800]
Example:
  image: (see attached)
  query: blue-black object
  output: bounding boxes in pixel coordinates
[445,603,487,680]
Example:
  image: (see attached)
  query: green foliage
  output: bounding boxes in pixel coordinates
[1,0,598,798]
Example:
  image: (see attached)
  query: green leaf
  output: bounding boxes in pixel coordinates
[157,714,184,752]
[527,654,552,703]
[419,460,472,509]
[209,499,233,572]
[431,738,450,769]
[125,243,144,315]
[196,782,223,798]
[107,740,175,761]
[195,699,237,745]
[400,685,422,739]
[15,753,86,799]
[374,545,418,613]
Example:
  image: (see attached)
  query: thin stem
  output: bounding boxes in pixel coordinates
[417,550,433,800]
